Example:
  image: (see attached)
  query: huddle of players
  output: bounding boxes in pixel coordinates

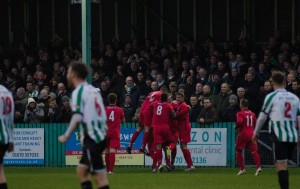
[139,88,194,173]
[105,85,194,173]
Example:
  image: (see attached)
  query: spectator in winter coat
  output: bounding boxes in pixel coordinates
[122,94,136,122]
[23,98,44,123]
[223,94,240,122]
[189,95,202,122]
[216,83,232,121]
[197,97,218,124]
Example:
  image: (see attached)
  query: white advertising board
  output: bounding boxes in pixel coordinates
[145,128,227,166]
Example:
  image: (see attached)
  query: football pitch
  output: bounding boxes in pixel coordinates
[5,167,300,189]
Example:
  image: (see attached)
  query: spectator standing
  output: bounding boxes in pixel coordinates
[197,97,218,124]
[223,94,240,122]
[60,96,72,123]
[189,95,202,122]
[48,98,61,123]
[122,94,136,122]
[243,72,261,115]
[291,80,300,98]
[237,87,247,104]
[23,98,44,123]
[225,68,243,94]
[216,83,232,121]
[25,81,39,100]
[120,76,139,107]
[169,81,177,100]
[14,87,27,123]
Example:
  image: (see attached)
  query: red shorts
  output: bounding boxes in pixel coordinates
[235,133,257,151]
[178,123,191,143]
[139,109,152,126]
[143,108,152,126]
[153,126,174,144]
[105,135,120,149]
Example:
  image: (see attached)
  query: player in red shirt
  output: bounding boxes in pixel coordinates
[151,93,176,173]
[175,92,195,171]
[235,99,261,176]
[105,93,125,174]
[167,95,180,169]
[127,86,168,155]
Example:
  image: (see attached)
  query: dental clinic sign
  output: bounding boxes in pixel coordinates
[146,128,227,166]
[181,128,227,166]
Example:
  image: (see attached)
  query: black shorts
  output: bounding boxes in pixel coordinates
[79,136,106,174]
[273,142,297,162]
[0,144,9,164]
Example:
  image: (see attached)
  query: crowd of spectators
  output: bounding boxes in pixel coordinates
[1,32,300,124]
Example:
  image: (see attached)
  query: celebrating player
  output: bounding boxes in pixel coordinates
[105,93,125,175]
[0,85,14,189]
[253,72,300,189]
[235,99,261,176]
[58,62,109,189]
[127,86,168,155]
[175,92,195,171]
[167,94,179,169]
[151,93,176,173]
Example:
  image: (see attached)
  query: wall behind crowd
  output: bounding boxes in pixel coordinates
[1,31,300,124]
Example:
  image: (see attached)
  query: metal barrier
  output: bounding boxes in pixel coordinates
[244,130,299,167]
[15,122,236,167]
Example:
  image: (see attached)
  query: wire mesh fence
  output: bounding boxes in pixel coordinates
[244,130,299,167]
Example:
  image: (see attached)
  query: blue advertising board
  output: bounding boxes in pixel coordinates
[66,128,144,165]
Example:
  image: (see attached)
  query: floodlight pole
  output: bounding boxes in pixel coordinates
[81,0,92,83]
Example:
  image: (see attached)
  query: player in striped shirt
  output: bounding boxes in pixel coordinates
[59,62,109,189]
[0,85,14,189]
[253,72,300,189]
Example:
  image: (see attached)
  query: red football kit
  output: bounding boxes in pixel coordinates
[235,110,257,151]
[151,101,174,144]
[176,101,191,143]
[105,105,125,149]
[235,109,260,171]
[139,91,162,126]
[170,101,179,142]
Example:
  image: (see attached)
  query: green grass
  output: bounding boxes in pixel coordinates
[5,167,300,189]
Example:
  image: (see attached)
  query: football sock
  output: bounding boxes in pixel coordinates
[156,149,162,166]
[129,131,140,147]
[171,148,177,165]
[182,148,193,167]
[278,170,289,189]
[109,152,116,172]
[152,151,157,168]
[142,131,149,149]
[251,151,261,169]
[81,181,92,189]
[0,183,7,189]
[105,153,110,172]
[236,150,245,170]
[165,154,170,166]
[98,185,109,189]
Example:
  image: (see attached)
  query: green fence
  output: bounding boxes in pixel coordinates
[14,122,236,167]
